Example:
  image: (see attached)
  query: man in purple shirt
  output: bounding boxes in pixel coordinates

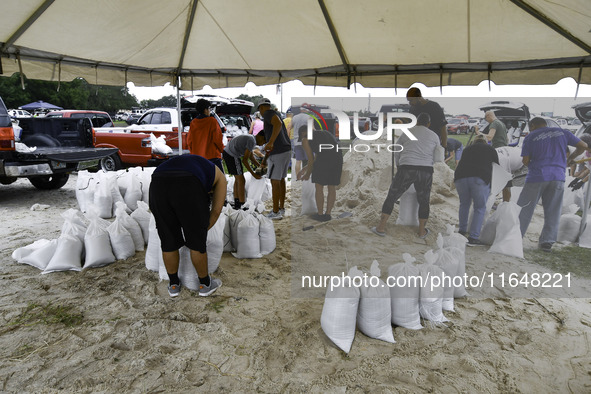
[517,117,587,252]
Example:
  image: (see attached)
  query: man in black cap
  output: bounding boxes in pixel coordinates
[258,98,291,219]
[406,87,448,148]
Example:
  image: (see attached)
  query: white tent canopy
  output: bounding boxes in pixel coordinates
[1,0,591,90]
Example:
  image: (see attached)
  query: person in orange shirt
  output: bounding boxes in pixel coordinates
[186,99,224,171]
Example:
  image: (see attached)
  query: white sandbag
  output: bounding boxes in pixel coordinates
[141,167,156,203]
[578,214,591,248]
[246,177,267,204]
[388,253,422,330]
[61,209,87,244]
[131,200,151,244]
[261,178,272,202]
[124,172,143,212]
[433,243,459,312]
[206,214,225,273]
[43,234,83,274]
[441,224,467,255]
[232,212,262,259]
[14,239,56,270]
[94,176,113,219]
[563,175,585,209]
[229,208,248,251]
[418,252,448,324]
[115,202,144,252]
[479,207,501,245]
[107,216,135,260]
[145,214,163,272]
[357,261,395,343]
[488,202,523,258]
[440,225,468,297]
[225,175,235,204]
[150,133,173,155]
[116,169,130,197]
[12,239,50,261]
[222,205,235,252]
[396,184,419,226]
[557,204,581,244]
[320,266,361,354]
[300,179,317,216]
[258,213,276,255]
[75,170,95,213]
[102,171,127,215]
[84,216,115,269]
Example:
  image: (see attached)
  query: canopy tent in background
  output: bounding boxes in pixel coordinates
[19,100,62,111]
[1,0,590,91]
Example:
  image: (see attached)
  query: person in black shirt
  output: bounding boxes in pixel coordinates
[407,87,448,148]
[297,125,343,221]
[454,135,499,246]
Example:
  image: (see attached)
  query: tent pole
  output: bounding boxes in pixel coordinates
[177,75,183,156]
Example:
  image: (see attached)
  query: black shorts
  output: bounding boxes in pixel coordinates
[149,173,210,253]
[222,150,243,176]
[312,153,343,186]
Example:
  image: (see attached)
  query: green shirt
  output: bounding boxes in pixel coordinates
[489,119,507,148]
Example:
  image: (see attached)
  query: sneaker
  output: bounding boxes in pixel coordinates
[459,231,469,238]
[370,226,386,237]
[267,211,283,220]
[467,237,485,247]
[199,278,222,297]
[322,214,332,221]
[168,283,181,297]
[278,208,286,216]
[418,228,430,239]
[540,243,553,252]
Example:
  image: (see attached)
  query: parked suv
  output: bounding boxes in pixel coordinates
[446,118,469,134]
[572,102,591,139]
[45,110,114,128]
[8,109,32,119]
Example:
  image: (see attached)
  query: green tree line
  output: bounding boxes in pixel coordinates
[0,73,140,114]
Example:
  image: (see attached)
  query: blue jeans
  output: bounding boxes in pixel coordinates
[455,177,490,239]
[517,180,564,245]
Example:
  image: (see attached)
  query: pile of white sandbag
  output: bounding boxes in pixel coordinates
[12,203,151,274]
[321,236,468,353]
[557,204,581,244]
[479,201,524,258]
[76,167,155,219]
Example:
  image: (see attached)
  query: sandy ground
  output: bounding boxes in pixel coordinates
[1,154,591,392]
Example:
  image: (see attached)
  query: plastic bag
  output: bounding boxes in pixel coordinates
[43,234,83,274]
[150,133,172,155]
[115,201,144,252]
[300,179,317,216]
[396,184,419,226]
[388,253,422,330]
[356,261,395,343]
[107,216,135,260]
[320,266,361,353]
[488,202,523,258]
[232,211,262,259]
[258,213,276,255]
[557,204,581,244]
[131,200,151,245]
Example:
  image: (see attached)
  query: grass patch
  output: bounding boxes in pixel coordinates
[10,302,84,328]
[525,246,591,279]
[205,299,225,313]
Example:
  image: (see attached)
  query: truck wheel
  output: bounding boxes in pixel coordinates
[29,174,70,190]
[100,154,123,172]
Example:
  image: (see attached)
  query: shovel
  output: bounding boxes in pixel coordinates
[302,212,353,231]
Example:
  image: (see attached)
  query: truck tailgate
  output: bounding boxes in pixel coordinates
[17,147,118,162]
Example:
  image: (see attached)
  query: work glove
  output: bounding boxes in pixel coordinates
[568,178,580,188]
[570,179,585,191]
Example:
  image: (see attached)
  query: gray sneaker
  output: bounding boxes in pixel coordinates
[266,211,283,220]
[278,208,286,216]
[168,282,181,297]
[199,278,222,297]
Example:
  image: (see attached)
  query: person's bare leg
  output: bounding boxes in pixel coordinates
[315,183,324,215]
[235,174,246,203]
[418,218,428,237]
[271,179,281,213]
[279,178,286,210]
[376,213,390,233]
[162,250,180,276]
[326,185,336,215]
[189,249,208,279]
[502,187,511,202]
